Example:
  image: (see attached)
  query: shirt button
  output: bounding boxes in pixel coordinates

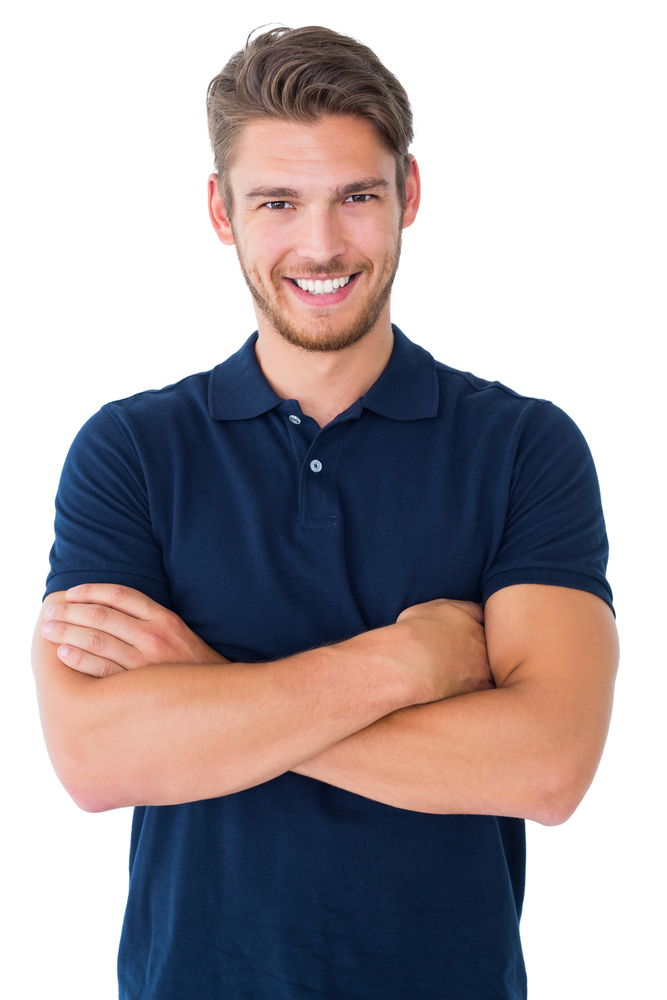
[288,414,301,424]
[310,459,322,474]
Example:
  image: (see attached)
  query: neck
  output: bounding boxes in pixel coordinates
[253,308,395,427]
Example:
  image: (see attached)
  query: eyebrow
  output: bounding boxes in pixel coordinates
[244,177,390,202]
[334,177,390,198]
[244,186,300,201]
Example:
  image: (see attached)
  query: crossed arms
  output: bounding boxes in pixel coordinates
[32,582,618,825]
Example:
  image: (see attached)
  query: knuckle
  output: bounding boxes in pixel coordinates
[110,585,129,601]
[99,660,115,679]
[144,628,165,651]
[160,609,183,636]
[87,630,105,653]
[88,604,109,625]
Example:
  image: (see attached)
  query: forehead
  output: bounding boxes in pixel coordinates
[228,115,396,195]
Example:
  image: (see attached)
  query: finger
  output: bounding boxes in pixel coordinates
[43,600,149,646]
[41,618,141,670]
[56,643,127,678]
[64,584,163,620]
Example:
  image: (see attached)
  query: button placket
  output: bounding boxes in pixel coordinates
[298,427,348,525]
[283,404,316,475]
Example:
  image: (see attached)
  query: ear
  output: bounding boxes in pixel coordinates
[208,174,236,245]
[401,156,421,230]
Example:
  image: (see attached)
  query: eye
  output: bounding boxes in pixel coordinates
[263,201,294,211]
[344,194,374,204]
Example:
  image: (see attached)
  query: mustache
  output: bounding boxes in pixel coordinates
[275,260,372,280]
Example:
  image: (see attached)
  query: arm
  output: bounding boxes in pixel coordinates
[293,584,619,825]
[33,586,492,812]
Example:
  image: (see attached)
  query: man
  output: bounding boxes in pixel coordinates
[33,25,618,1000]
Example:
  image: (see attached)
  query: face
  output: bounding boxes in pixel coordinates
[209,115,420,352]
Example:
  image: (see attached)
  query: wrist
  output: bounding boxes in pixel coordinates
[326,623,431,714]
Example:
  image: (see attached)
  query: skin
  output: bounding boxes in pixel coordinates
[208,115,420,426]
[32,114,619,823]
[33,589,494,811]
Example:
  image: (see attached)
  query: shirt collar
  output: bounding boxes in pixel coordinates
[361,326,439,420]
[208,332,282,420]
[208,326,439,422]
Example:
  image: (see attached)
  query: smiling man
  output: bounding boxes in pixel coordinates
[227,117,402,356]
[33,25,618,1000]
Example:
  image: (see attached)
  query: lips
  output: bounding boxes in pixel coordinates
[283,272,361,305]
[292,275,353,295]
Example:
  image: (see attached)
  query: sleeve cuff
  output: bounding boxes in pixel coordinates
[482,568,615,616]
[44,571,172,609]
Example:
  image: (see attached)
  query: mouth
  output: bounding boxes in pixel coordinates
[283,272,361,304]
[291,273,357,295]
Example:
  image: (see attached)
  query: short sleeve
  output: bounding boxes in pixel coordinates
[45,406,171,606]
[481,401,614,612]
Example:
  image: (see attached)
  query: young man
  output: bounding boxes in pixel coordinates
[33,25,618,1000]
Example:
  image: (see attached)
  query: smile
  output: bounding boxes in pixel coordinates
[291,274,357,295]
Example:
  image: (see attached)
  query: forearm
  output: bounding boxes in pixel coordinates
[294,587,618,826]
[293,683,566,823]
[33,625,421,812]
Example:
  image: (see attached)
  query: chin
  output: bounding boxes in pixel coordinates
[271,318,376,353]
[262,284,395,354]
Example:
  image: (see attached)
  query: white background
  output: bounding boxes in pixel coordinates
[2,1,665,997]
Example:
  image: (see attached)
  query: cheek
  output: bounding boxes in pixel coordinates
[344,214,400,258]
[243,222,294,274]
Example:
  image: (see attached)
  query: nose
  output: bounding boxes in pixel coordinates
[294,207,347,264]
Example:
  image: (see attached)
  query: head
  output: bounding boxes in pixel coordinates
[207,26,414,216]
[206,27,419,352]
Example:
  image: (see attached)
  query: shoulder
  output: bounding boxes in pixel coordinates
[103,369,212,427]
[431,357,583,448]
[434,357,539,410]
[63,369,215,476]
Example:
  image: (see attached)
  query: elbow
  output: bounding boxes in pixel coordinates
[531,797,579,828]
[64,775,124,813]
[68,787,119,814]
[54,747,134,814]
[63,762,139,813]
[42,715,140,812]
[528,762,593,827]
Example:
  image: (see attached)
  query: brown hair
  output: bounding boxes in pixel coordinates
[206,25,413,210]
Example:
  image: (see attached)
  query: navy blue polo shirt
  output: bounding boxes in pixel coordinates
[46,327,612,1000]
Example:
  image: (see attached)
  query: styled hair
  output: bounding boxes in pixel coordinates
[206,25,414,210]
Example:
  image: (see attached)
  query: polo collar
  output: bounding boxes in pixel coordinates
[208,333,282,420]
[208,326,439,422]
[361,326,439,420]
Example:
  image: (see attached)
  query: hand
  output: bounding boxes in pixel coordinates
[394,598,494,702]
[41,584,229,677]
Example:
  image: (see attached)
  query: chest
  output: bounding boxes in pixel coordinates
[148,411,514,659]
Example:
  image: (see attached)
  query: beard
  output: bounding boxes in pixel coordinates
[233,232,403,353]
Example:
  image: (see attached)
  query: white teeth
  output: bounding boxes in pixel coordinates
[294,275,352,294]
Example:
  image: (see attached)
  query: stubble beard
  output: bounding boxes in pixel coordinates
[233,231,403,353]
